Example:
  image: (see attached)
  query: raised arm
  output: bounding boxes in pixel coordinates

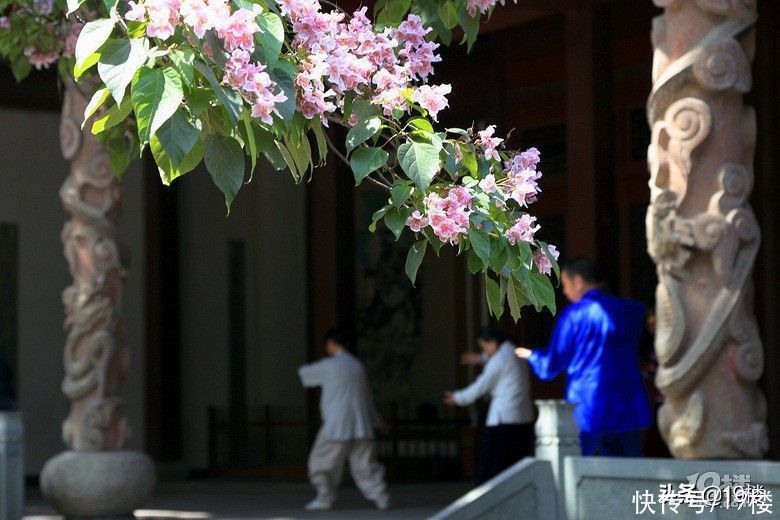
[298,359,331,388]
[525,311,576,381]
[451,359,501,407]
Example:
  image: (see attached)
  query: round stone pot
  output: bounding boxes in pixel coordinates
[41,450,155,518]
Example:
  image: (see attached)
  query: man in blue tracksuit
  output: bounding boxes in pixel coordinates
[516,257,652,456]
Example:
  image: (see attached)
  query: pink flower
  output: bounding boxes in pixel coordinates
[24,46,59,69]
[406,210,429,233]
[466,0,496,17]
[514,147,541,170]
[506,214,539,245]
[479,174,497,193]
[217,7,260,52]
[534,245,559,275]
[125,1,147,21]
[477,125,503,161]
[394,14,429,47]
[0,16,10,29]
[400,40,441,80]
[145,0,180,40]
[411,84,450,121]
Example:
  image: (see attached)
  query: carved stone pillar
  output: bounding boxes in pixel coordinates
[647,0,767,459]
[40,80,155,517]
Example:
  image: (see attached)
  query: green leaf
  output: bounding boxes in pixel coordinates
[98,38,148,104]
[467,250,483,274]
[83,87,111,129]
[256,12,284,70]
[75,19,115,74]
[154,109,199,168]
[438,0,458,29]
[458,9,481,51]
[204,134,245,212]
[346,100,381,153]
[469,227,491,263]
[384,207,408,239]
[241,109,258,178]
[397,142,440,192]
[152,134,203,185]
[10,56,32,82]
[527,271,557,314]
[91,95,133,134]
[375,0,411,25]
[310,120,328,165]
[485,275,503,318]
[170,48,195,87]
[391,183,413,207]
[131,67,184,146]
[103,0,119,15]
[350,147,389,185]
[194,60,242,126]
[506,276,531,321]
[370,206,390,233]
[408,117,434,133]
[405,240,427,285]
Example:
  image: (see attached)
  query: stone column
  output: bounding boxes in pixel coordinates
[646,0,768,458]
[40,80,155,517]
[534,400,580,487]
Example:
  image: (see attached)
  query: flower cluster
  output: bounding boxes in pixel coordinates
[123,0,288,123]
[404,140,553,273]
[466,0,520,17]
[407,186,474,244]
[0,1,83,71]
[224,49,287,124]
[280,0,451,123]
[126,0,260,49]
[534,244,559,275]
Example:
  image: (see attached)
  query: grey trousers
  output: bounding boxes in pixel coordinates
[308,428,389,505]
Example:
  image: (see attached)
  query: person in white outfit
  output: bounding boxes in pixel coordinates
[298,329,390,511]
[444,326,534,484]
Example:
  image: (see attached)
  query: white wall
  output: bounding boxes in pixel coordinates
[0,108,146,474]
[178,164,308,469]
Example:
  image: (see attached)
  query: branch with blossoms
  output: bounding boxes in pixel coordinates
[1,0,557,319]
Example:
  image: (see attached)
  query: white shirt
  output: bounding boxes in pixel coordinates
[453,342,534,426]
[298,351,380,441]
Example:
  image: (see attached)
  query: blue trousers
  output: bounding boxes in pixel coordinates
[579,430,643,457]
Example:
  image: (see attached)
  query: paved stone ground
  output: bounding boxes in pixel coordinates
[25,480,471,520]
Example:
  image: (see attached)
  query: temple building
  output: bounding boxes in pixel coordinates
[0,0,778,487]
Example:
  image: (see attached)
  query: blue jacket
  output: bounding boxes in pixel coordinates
[527,289,652,433]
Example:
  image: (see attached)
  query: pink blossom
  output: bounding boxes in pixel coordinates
[534,244,559,275]
[466,0,496,17]
[24,46,59,69]
[145,0,180,40]
[479,174,497,193]
[125,1,147,21]
[217,7,260,52]
[400,40,441,80]
[506,214,539,245]
[406,210,429,233]
[411,84,450,121]
[0,16,9,29]
[394,14,429,47]
[513,147,541,171]
[477,125,503,161]
[422,187,473,244]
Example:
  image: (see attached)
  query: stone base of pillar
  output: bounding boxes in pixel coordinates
[41,450,155,518]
